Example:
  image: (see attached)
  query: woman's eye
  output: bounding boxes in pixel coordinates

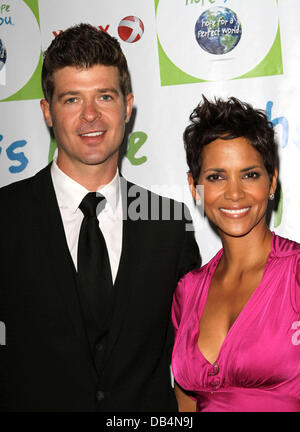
[244,171,260,179]
[206,174,223,181]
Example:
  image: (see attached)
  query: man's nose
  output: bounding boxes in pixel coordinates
[80,100,101,122]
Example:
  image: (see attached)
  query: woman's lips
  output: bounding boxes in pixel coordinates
[219,207,250,218]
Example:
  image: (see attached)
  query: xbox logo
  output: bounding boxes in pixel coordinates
[118,16,144,43]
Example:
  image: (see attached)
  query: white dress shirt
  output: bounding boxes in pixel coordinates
[51,160,123,283]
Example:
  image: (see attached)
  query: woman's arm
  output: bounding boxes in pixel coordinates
[174,382,196,412]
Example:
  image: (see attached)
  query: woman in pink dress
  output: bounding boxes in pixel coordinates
[172,97,300,412]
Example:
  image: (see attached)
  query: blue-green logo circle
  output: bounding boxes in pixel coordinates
[195,7,242,55]
[0,39,7,71]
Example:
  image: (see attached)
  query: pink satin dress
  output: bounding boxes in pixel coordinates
[172,234,300,412]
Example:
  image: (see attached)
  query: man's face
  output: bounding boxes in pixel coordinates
[40,64,133,176]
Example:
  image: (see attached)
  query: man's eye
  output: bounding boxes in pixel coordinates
[65,97,78,104]
[100,94,113,101]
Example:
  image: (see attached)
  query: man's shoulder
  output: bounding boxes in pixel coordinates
[0,164,51,202]
[0,174,33,196]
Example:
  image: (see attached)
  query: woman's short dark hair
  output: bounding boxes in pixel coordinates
[184,96,278,185]
[42,23,131,103]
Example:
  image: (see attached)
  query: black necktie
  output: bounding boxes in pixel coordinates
[77,192,113,347]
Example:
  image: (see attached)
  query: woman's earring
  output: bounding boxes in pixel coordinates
[269,193,275,200]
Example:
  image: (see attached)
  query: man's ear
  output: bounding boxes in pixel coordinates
[40,99,53,128]
[124,93,134,123]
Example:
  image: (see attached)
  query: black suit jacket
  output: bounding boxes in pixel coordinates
[0,164,200,412]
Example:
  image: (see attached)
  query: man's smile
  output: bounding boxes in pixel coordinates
[80,131,105,137]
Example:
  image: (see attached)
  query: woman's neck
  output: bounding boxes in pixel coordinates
[218,223,273,275]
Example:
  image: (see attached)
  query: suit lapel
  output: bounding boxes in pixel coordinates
[32,164,92,355]
[105,179,137,359]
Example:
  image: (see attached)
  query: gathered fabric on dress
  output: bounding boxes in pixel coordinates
[172,234,300,412]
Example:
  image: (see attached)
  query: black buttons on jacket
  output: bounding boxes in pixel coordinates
[96,390,105,402]
[95,342,104,352]
[94,340,107,376]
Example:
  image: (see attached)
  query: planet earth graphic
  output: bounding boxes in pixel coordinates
[195,6,242,55]
[0,39,7,71]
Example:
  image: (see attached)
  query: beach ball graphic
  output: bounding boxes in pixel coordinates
[195,7,242,55]
[0,39,7,71]
[118,16,144,43]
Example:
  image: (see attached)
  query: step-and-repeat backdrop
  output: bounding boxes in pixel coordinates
[0,0,299,263]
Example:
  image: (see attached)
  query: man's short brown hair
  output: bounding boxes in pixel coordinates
[41,23,132,103]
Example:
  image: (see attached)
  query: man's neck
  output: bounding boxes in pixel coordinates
[56,158,118,191]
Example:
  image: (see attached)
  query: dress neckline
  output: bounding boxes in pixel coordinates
[196,231,275,366]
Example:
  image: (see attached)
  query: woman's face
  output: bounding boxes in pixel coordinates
[196,136,277,238]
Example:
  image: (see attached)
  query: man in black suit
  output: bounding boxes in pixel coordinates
[0,24,200,412]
